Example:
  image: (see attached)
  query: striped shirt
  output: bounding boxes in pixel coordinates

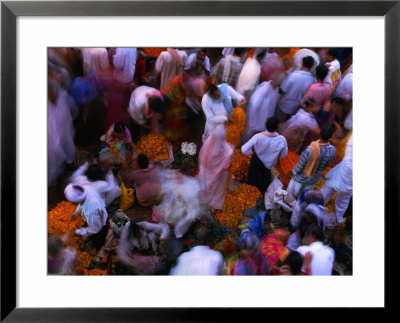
[292,144,336,185]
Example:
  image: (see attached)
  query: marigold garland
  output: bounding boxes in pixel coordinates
[314,176,336,213]
[226,107,246,148]
[229,149,252,182]
[215,183,261,228]
[136,132,171,161]
[142,48,166,57]
[48,201,84,237]
[247,48,255,58]
[83,268,108,276]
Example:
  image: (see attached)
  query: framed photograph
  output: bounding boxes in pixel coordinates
[1,0,397,321]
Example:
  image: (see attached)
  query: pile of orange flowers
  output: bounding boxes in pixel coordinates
[83,268,108,276]
[142,48,166,57]
[226,107,246,147]
[275,150,300,188]
[75,251,93,275]
[136,132,170,161]
[215,183,261,228]
[229,149,252,182]
[48,201,84,237]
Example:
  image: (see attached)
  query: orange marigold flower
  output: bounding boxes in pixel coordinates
[76,251,93,275]
[83,268,108,276]
[136,132,171,161]
[226,107,246,148]
[142,48,167,57]
[229,149,252,182]
[48,201,84,237]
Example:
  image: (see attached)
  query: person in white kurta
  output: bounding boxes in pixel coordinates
[297,223,335,275]
[65,162,121,237]
[241,81,280,143]
[155,48,188,88]
[112,48,137,84]
[235,49,266,105]
[201,83,244,141]
[320,135,353,224]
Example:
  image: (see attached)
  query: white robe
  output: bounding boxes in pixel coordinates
[155,50,188,88]
[242,81,279,143]
[112,48,137,83]
[81,48,109,76]
[235,58,261,96]
[201,85,244,141]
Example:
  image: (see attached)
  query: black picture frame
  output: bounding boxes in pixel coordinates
[1,0,398,321]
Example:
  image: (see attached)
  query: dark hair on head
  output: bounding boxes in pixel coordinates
[316,64,329,80]
[208,84,220,96]
[320,124,334,141]
[234,48,244,56]
[327,48,338,59]
[137,154,149,169]
[302,56,314,69]
[197,48,206,54]
[148,96,164,113]
[305,212,318,224]
[86,164,104,182]
[305,223,324,241]
[331,96,345,105]
[114,122,125,133]
[266,116,279,132]
[304,97,316,107]
[287,251,303,275]
[129,220,142,240]
[256,49,267,60]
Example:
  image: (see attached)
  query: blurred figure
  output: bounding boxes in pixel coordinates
[155,48,188,88]
[259,229,290,274]
[259,49,286,84]
[238,211,275,240]
[120,154,163,207]
[232,232,269,275]
[241,74,284,143]
[320,135,353,225]
[236,48,267,105]
[277,56,315,122]
[201,83,244,141]
[112,47,137,84]
[241,116,288,195]
[278,250,312,275]
[278,98,320,154]
[81,48,109,76]
[211,48,244,87]
[48,62,78,185]
[65,162,121,237]
[289,48,320,76]
[324,48,342,91]
[128,85,165,134]
[100,121,132,147]
[287,125,336,199]
[184,48,210,79]
[301,64,331,109]
[198,125,234,210]
[297,223,335,275]
[170,226,225,275]
[48,235,77,275]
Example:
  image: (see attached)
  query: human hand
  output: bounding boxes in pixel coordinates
[239,97,246,105]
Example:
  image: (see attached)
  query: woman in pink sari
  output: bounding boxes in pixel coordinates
[198,125,234,210]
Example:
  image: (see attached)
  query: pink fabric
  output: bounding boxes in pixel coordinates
[198,125,234,210]
[122,164,163,206]
[301,83,331,108]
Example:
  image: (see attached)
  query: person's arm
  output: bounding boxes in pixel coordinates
[279,139,289,158]
[226,85,245,105]
[70,162,89,181]
[303,251,313,275]
[183,54,196,72]
[279,74,292,96]
[292,147,311,175]
[241,135,257,155]
[154,53,164,74]
[201,94,228,124]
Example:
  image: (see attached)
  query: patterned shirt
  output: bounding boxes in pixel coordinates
[292,144,336,185]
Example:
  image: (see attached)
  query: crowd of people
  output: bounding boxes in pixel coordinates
[47,47,353,276]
